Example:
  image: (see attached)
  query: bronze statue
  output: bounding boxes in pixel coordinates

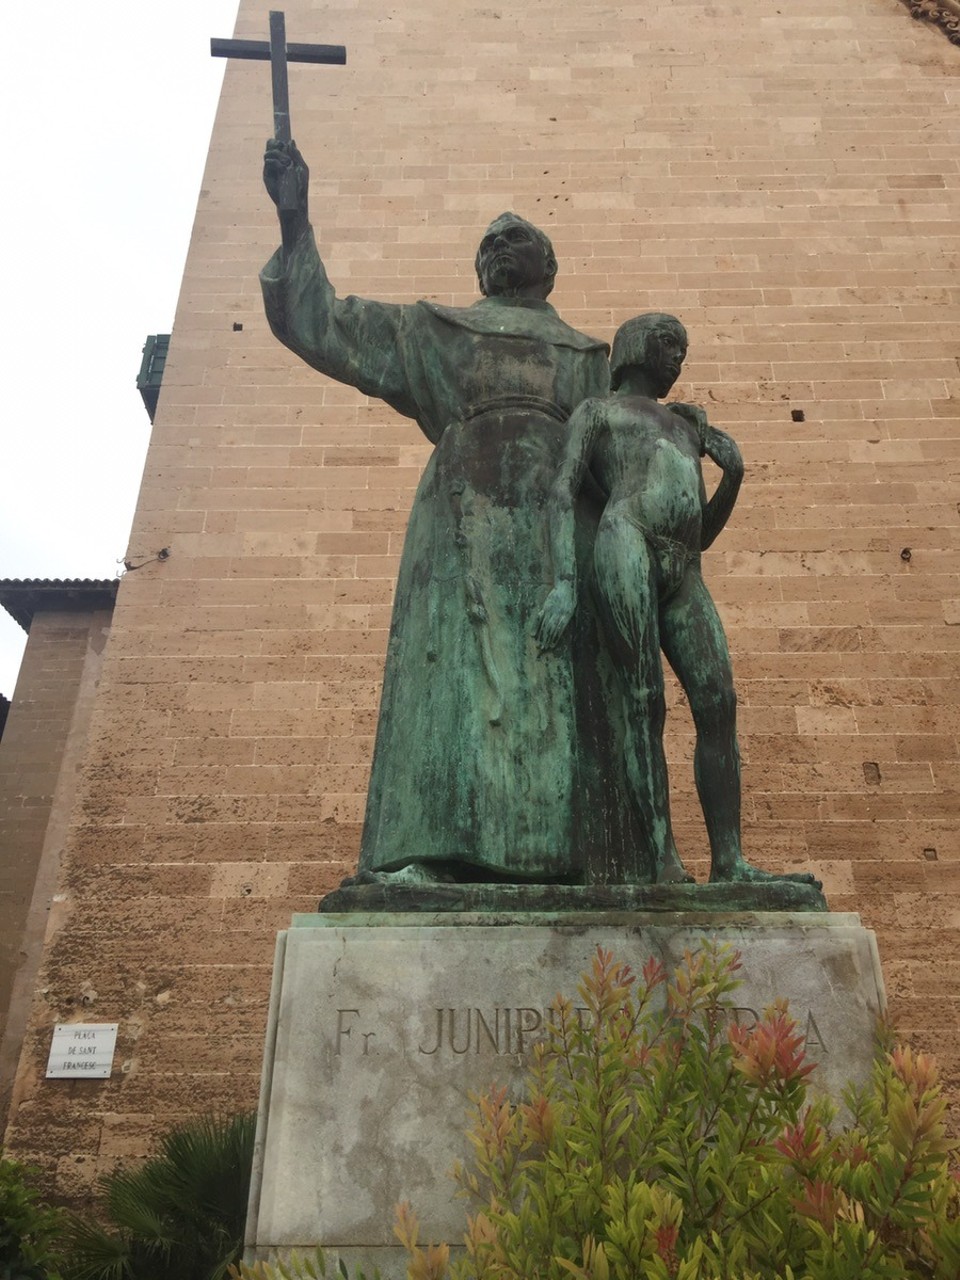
[261,138,821,902]
[261,141,653,885]
[536,313,817,888]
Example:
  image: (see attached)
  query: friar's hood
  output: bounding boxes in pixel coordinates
[420,295,609,354]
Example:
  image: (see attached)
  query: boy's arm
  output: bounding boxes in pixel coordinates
[668,402,743,550]
[535,400,603,651]
[700,426,744,550]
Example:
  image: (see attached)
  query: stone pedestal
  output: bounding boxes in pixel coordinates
[246,912,884,1275]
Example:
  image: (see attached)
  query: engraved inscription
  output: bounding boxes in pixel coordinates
[335,1008,377,1056]
[331,1002,831,1059]
[713,1006,828,1055]
[416,1006,568,1056]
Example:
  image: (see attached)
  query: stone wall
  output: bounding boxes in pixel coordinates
[4,0,958,1198]
[0,608,112,1129]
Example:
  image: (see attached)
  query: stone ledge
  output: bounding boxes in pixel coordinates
[319,878,828,915]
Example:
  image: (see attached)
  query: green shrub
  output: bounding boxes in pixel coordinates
[229,1248,378,1280]
[0,1153,66,1280]
[231,1248,390,1280]
[397,944,959,1280]
[63,1112,255,1280]
[229,1249,325,1280]
[220,945,960,1280]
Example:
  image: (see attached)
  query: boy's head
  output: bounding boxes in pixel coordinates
[610,313,688,395]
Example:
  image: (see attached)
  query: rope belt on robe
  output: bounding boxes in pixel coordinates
[464,393,568,424]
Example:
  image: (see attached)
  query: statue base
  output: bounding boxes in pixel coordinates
[319,877,827,914]
[246,909,880,1277]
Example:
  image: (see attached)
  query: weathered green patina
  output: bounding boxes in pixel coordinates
[262,147,652,886]
[536,313,818,893]
[261,144,824,908]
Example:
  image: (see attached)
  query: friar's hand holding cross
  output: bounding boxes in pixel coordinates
[211,10,343,254]
[263,139,310,255]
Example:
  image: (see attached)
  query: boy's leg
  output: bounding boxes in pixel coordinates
[593,515,689,883]
[659,572,741,875]
[661,573,818,885]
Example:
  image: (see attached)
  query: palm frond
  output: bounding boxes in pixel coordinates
[61,1215,132,1280]
[66,1113,256,1280]
[158,1113,256,1237]
[100,1168,177,1248]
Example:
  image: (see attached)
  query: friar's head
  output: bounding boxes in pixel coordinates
[475,213,558,300]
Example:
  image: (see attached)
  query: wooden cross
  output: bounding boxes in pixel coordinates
[211,11,346,147]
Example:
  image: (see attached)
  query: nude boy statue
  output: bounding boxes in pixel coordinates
[535,312,817,888]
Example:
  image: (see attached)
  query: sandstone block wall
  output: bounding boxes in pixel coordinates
[0,608,112,1128]
[5,0,958,1196]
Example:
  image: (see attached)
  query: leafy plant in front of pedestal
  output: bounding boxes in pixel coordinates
[396,944,960,1280]
[0,1153,66,1280]
[221,946,959,1280]
[229,1248,381,1280]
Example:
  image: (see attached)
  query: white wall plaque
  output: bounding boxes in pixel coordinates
[46,1023,118,1079]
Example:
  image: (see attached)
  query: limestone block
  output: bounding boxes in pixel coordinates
[247,912,884,1273]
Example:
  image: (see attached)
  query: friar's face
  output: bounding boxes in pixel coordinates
[476,217,553,298]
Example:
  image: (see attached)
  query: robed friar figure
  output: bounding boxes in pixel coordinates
[260,140,680,888]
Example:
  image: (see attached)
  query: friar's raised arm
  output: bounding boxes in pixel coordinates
[259,140,418,422]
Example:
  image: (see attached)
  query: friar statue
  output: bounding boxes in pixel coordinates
[261,140,670,887]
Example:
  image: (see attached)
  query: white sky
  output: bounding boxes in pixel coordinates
[0,1,241,698]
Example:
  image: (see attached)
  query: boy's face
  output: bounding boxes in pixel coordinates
[646,326,687,396]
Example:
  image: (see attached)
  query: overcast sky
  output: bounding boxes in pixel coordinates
[0,1,241,697]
